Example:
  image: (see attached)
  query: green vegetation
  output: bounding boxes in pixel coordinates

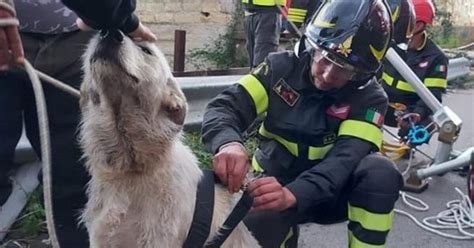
[188,1,247,69]
[2,132,259,246]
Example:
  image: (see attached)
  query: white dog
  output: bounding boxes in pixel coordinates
[78,30,260,248]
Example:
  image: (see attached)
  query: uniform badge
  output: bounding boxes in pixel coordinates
[365,108,384,127]
[418,61,429,68]
[273,79,300,107]
[326,103,351,120]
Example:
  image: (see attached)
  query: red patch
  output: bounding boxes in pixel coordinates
[326,103,351,119]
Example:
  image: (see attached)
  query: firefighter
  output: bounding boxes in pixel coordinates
[201,0,403,247]
[242,0,286,68]
[381,0,448,139]
[285,0,321,35]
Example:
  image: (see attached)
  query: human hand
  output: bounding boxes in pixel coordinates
[0,8,24,70]
[128,22,157,42]
[397,112,421,130]
[213,142,250,193]
[247,177,296,211]
[76,18,157,42]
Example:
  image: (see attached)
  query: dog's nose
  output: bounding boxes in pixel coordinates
[100,29,124,44]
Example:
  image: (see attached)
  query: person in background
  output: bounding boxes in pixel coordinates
[202,0,403,247]
[381,0,448,140]
[242,0,286,69]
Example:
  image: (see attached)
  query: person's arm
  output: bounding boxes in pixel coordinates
[412,55,448,121]
[285,85,388,214]
[0,0,23,69]
[201,61,273,154]
[62,0,139,33]
[201,60,273,192]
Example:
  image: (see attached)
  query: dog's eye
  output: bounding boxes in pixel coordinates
[139,46,153,55]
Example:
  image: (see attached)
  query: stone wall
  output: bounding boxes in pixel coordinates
[136,0,237,71]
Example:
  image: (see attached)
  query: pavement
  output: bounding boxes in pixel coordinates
[300,89,474,247]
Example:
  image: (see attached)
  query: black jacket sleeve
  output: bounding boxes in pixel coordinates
[62,0,139,33]
[201,60,275,154]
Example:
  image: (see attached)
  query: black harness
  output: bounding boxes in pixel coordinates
[182,170,253,248]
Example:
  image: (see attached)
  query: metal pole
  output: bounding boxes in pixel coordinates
[417,147,474,179]
[385,48,443,112]
[173,30,186,72]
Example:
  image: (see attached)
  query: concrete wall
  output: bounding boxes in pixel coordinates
[436,0,474,27]
[136,0,237,70]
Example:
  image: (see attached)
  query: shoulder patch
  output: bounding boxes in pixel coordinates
[435,64,447,72]
[273,79,300,107]
[326,103,351,120]
[365,108,384,127]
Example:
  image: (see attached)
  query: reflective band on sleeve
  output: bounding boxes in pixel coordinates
[348,231,386,248]
[424,78,447,88]
[348,205,394,232]
[251,156,264,173]
[308,144,334,160]
[288,8,307,23]
[382,72,415,92]
[338,120,382,149]
[383,72,446,92]
[259,125,298,156]
[238,74,269,116]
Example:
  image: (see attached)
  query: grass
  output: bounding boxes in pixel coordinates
[1,131,259,247]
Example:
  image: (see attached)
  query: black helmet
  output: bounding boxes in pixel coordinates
[387,0,416,50]
[304,0,392,74]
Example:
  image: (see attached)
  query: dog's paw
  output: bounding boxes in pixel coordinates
[163,78,187,125]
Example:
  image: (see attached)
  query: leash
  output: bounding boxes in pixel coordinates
[184,170,259,248]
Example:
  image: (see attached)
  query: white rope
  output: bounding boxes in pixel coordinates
[0,16,77,248]
[396,188,474,240]
[22,60,60,248]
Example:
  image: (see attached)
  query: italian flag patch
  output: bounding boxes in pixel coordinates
[365,108,384,126]
[435,64,446,72]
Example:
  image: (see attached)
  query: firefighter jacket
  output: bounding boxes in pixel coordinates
[202,51,389,214]
[242,0,286,13]
[287,0,321,27]
[381,37,448,126]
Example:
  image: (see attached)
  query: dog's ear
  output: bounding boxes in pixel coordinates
[163,78,187,125]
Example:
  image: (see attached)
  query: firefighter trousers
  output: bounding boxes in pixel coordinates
[244,153,403,247]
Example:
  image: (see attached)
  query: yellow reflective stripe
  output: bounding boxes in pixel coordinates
[348,231,386,248]
[244,0,286,6]
[288,16,305,23]
[338,120,382,149]
[259,125,298,156]
[251,156,264,173]
[288,8,307,15]
[383,72,446,92]
[238,75,269,116]
[308,144,334,160]
[381,72,393,85]
[348,205,394,232]
[382,72,415,92]
[280,227,294,248]
[425,78,447,88]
